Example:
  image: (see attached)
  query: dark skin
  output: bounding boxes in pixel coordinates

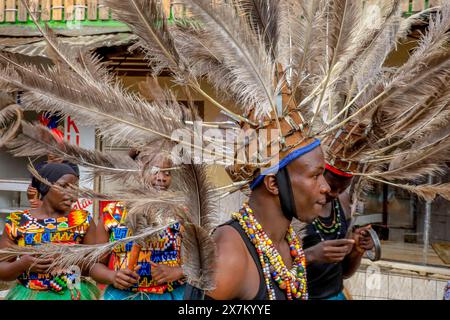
[0,174,96,281]
[26,154,64,209]
[304,170,374,279]
[207,147,331,300]
[90,156,184,289]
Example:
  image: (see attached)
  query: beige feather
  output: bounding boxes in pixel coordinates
[181,223,216,290]
[181,0,278,122]
[6,121,145,184]
[0,223,176,272]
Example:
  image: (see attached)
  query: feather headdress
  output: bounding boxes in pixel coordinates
[320,3,450,203]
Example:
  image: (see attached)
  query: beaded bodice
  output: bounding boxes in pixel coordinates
[5,210,91,293]
[102,201,183,293]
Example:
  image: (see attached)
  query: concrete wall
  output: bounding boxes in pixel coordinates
[416,174,450,243]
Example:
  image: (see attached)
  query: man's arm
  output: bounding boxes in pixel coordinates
[206,226,249,300]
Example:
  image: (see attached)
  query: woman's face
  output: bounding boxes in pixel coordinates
[45,174,79,212]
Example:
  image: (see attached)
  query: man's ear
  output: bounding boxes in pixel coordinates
[263,174,279,195]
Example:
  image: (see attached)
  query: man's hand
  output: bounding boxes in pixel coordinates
[352,225,375,253]
[111,265,141,290]
[305,239,355,264]
[150,262,184,284]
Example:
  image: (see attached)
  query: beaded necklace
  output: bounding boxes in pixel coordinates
[312,200,342,241]
[232,203,308,300]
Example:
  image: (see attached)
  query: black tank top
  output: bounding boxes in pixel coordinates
[302,199,349,299]
[204,220,287,300]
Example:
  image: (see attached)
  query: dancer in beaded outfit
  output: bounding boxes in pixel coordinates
[90,153,186,300]
[0,163,100,300]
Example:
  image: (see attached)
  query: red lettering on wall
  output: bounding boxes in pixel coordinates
[66,116,81,146]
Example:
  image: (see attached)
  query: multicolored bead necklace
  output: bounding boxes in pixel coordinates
[232,203,308,300]
[312,200,342,241]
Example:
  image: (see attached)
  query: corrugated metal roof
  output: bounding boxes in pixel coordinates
[0,33,137,58]
[0,24,130,37]
[0,37,42,46]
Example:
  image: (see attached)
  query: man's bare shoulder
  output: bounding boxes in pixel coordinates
[213,224,248,256]
[208,224,249,299]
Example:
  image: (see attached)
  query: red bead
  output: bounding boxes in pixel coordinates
[290,249,298,257]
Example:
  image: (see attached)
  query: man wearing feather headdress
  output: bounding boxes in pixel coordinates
[204,143,332,300]
[301,124,375,300]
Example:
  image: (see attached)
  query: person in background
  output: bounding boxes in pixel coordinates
[26,127,79,209]
[0,163,99,300]
[301,166,374,300]
[89,152,185,300]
